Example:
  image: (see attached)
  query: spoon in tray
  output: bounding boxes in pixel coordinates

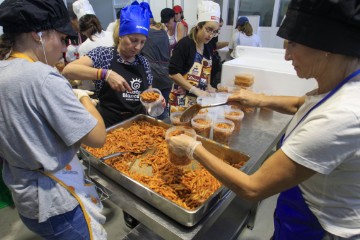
[179,100,228,123]
[99,148,152,162]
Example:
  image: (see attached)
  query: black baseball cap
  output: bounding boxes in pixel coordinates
[161,8,175,23]
[0,0,76,36]
[277,0,360,57]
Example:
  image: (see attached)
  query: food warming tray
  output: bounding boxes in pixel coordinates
[80,114,250,226]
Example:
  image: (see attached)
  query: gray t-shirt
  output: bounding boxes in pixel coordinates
[0,59,97,222]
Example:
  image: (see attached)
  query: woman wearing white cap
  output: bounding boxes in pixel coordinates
[0,0,107,239]
[63,4,153,128]
[168,0,220,112]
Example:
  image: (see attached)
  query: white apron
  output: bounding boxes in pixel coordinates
[44,157,107,240]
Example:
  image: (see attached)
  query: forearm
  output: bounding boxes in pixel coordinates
[79,96,106,147]
[258,95,305,115]
[170,73,193,91]
[194,146,316,201]
[194,145,258,201]
[63,64,98,81]
[216,41,229,49]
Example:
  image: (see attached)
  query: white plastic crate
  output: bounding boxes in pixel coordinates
[221,46,317,96]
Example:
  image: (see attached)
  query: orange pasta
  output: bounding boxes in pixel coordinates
[85,121,244,210]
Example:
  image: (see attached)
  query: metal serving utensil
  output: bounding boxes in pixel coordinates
[99,148,152,162]
[179,100,228,123]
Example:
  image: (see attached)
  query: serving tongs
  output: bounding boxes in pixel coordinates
[179,100,228,122]
[99,148,153,162]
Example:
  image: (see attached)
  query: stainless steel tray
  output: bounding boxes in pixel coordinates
[80,114,250,226]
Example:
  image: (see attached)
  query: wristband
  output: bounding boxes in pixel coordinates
[105,69,112,82]
[96,69,101,80]
[100,69,107,80]
[187,141,202,160]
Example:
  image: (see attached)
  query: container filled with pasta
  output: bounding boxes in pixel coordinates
[170,111,191,127]
[165,126,196,166]
[140,88,164,117]
[191,115,212,138]
[213,119,235,145]
[80,114,250,227]
[224,108,244,133]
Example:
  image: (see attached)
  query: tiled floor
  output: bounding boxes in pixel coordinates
[0,194,278,240]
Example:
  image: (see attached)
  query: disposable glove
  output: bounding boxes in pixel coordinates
[91,99,99,106]
[206,85,217,93]
[73,89,94,100]
[167,134,202,159]
[189,86,209,97]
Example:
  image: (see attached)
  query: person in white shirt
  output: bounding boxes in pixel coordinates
[78,14,114,57]
[228,16,261,58]
[106,9,121,33]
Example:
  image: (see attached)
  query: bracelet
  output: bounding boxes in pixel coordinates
[100,68,107,80]
[105,69,112,82]
[187,141,202,160]
[96,69,101,80]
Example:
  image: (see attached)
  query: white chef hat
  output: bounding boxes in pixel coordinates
[197,0,220,23]
[72,0,95,20]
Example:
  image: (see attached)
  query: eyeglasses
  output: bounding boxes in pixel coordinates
[204,27,219,37]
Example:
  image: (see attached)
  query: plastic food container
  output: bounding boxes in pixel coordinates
[140,88,164,117]
[224,108,244,133]
[213,119,235,145]
[165,126,197,166]
[170,111,191,127]
[191,115,212,138]
[217,83,228,92]
[197,108,209,116]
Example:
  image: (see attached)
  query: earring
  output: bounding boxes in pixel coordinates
[325,52,330,57]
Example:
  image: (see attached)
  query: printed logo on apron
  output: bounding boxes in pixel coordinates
[122,77,143,102]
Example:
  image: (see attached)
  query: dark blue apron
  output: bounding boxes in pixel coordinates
[97,49,148,127]
[273,69,360,240]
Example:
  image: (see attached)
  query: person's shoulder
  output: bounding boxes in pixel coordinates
[181,19,188,28]
[88,46,113,56]
[136,54,149,63]
[178,36,193,45]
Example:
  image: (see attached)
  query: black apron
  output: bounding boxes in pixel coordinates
[97,49,148,127]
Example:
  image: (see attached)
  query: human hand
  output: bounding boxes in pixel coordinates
[106,71,132,92]
[91,99,99,106]
[189,86,210,97]
[174,86,186,95]
[227,89,264,108]
[160,95,166,108]
[73,89,94,100]
[206,85,217,93]
[167,134,202,159]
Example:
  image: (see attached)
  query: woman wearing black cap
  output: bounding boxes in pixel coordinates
[168,0,360,239]
[63,4,153,128]
[0,0,107,239]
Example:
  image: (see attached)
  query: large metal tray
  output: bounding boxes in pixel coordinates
[80,114,250,227]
